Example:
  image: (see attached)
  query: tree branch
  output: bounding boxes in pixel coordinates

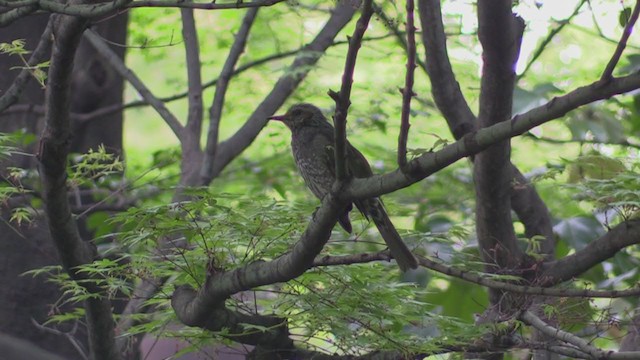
[601,0,640,80]
[520,311,603,359]
[37,12,120,360]
[417,0,555,259]
[475,0,524,273]
[328,0,373,181]
[346,72,640,201]
[180,6,204,150]
[397,0,416,170]
[171,191,345,323]
[201,7,258,185]
[542,220,640,284]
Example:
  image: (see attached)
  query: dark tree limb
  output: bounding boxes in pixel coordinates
[541,220,640,284]
[0,5,38,28]
[475,0,524,272]
[417,0,555,259]
[328,0,373,181]
[201,7,258,185]
[208,0,357,178]
[37,12,120,360]
[397,0,417,170]
[171,192,345,324]
[0,16,53,112]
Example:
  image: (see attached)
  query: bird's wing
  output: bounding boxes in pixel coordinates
[320,135,354,233]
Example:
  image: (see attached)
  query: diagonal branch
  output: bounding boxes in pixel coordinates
[542,220,640,284]
[601,0,640,80]
[172,192,346,324]
[201,7,258,185]
[84,29,185,140]
[520,311,603,359]
[346,71,640,201]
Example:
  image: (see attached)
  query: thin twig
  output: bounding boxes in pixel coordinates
[601,0,640,80]
[517,0,586,81]
[398,0,417,170]
[84,29,185,140]
[201,7,259,185]
[328,0,374,181]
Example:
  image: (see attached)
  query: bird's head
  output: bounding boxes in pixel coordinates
[268,103,328,131]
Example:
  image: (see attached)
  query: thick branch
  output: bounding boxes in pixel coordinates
[171,192,345,325]
[0,5,37,27]
[180,7,204,149]
[417,0,554,256]
[37,12,119,360]
[475,0,524,271]
[521,311,603,359]
[0,0,131,17]
[201,7,258,185]
[542,220,640,284]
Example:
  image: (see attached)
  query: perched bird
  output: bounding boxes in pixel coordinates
[269,103,418,271]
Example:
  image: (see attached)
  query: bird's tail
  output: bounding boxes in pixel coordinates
[365,199,418,271]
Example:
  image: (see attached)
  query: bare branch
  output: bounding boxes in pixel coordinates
[397,0,417,170]
[201,7,258,185]
[37,12,120,360]
[328,0,373,181]
[0,4,38,27]
[84,29,185,140]
[601,0,640,80]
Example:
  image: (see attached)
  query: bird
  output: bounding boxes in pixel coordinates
[269,103,418,271]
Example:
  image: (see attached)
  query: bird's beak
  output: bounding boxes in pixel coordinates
[268,114,286,121]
